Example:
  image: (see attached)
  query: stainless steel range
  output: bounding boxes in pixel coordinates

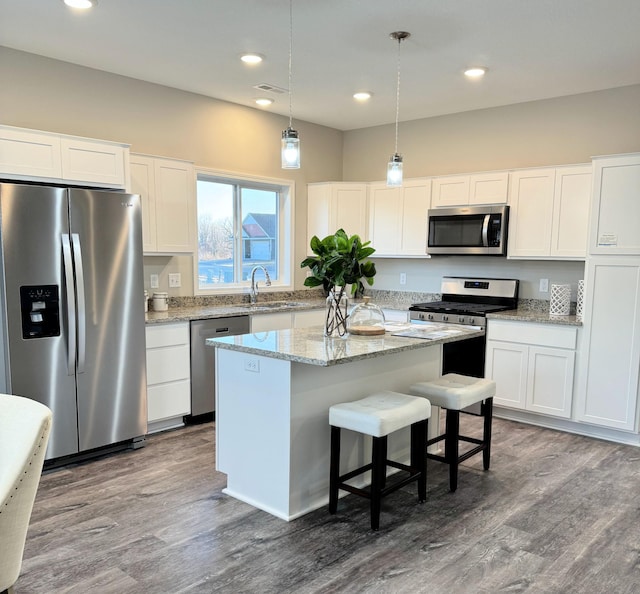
[409,277,519,379]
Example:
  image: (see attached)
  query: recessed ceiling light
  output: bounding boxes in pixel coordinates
[63,0,97,8]
[255,98,274,107]
[464,67,487,78]
[241,53,264,65]
[353,92,372,101]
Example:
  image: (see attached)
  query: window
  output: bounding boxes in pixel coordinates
[195,172,293,293]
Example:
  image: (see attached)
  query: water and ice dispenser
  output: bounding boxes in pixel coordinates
[20,285,61,339]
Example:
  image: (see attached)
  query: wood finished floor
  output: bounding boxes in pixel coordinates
[15,417,640,594]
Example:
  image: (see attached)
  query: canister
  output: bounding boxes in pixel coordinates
[152,292,169,312]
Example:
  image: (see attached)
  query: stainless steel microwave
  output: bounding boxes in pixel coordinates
[427,205,509,256]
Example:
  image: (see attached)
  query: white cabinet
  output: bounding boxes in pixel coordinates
[0,124,129,188]
[431,171,508,207]
[574,257,640,431]
[368,179,431,256]
[486,320,577,419]
[589,153,640,255]
[293,309,325,328]
[508,165,591,259]
[145,323,191,431]
[130,154,195,253]
[251,312,293,333]
[307,183,368,247]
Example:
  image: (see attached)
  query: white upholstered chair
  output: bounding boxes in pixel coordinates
[0,394,52,594]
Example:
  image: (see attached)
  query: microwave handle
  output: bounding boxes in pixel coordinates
[481,214,490,247]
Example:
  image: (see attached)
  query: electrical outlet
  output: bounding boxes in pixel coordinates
[168,273,181,288]
[150,274,159,289]
[245,358,260,373]
[539,278,549,293]
[399,273,407,285]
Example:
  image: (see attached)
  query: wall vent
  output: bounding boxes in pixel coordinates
[253,83,287,94]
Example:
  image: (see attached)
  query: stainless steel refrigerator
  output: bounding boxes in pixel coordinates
[0,182,147,461]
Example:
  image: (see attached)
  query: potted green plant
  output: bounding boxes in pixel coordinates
[300,229,376,336]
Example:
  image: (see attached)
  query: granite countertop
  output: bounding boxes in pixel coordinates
[207,323,484,366]
[487,308,583,326]
[145,299,326,324]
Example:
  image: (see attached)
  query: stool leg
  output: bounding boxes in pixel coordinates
[411,419,428,502]
[445,409,460,492]
[329,425,340,514]
[370,435,387,531]
[483,397,493,471]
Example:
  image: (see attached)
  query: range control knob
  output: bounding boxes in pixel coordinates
[442,314,449,322]
[458,316,466,324]
[427,313,435,321]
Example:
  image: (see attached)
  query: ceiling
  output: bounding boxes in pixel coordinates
[2,0,639,131]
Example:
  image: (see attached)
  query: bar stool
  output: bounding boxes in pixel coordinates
[328,391,431,531]
[410,373,496,492]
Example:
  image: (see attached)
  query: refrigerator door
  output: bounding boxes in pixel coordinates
[0,183,79,459]
[69,189,147,452]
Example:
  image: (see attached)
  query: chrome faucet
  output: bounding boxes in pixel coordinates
[250,265,272,304]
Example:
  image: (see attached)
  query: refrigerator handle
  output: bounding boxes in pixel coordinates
[61,234,77,375]
[71,234,87,374]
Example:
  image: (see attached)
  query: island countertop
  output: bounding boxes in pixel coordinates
[207,323,484,366]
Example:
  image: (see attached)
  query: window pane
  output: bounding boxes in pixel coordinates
[197,180,235,288]
[241,188,279,282]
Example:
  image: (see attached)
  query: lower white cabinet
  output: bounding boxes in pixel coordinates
[486,320,577,419]
[250,309,325,333]
[145,323,191,431]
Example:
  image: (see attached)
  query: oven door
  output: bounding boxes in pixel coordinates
[427,205,508,255]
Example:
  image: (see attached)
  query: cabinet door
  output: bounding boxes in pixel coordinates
[526,346,575,418]
[400,180,431,255]
[469,172,509,205]
[333,184,368,240]
[130,156,157,252]
[508,168,555,257]
[432,175,469,207]
[590,154,640,255]
[575,258,640,430]
[368,184,401,255]
[60,138,127,188]
[485,340,528,409]
[154,159,195,252]
[293,309,325,328]
[0,126,62,179]
[551,166,591,259]
[307,184,331,246]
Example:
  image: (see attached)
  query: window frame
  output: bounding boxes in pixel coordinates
[193,168,295,295]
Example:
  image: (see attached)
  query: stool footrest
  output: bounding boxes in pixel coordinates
[336,460,423,501]
[457,444,485,464]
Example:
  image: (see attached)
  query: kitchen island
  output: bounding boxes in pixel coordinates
[209,324,484,520]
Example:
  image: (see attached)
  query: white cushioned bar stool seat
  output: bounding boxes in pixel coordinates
[410,373,496,492]
[329,391,431,531]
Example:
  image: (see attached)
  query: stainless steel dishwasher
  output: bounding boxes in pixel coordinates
[188,316,250,422]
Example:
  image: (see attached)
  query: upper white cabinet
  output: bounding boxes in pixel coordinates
[431,171,508,208]
[574,257,640,431]
[508,165,591,259]
[0,124,129,188]
[589,153,640,255]
[368,179,431,257]
[307,183,368,247]
[486,320,578,419]
[130,154,195,254]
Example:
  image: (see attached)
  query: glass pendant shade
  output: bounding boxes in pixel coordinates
[386,153,403,187]
[281,127,300,169]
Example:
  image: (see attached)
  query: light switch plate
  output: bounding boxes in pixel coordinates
[150,274,159,289]
[169,273,181,288]
[539,278,549,293]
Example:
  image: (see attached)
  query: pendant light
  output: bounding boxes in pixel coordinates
[281,0,300,169]
[387,31,410,187]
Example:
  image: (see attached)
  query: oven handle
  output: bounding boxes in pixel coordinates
[481,214,490,247]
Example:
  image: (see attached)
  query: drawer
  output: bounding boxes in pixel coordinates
[487,319,577,349]
[146,344,190,385]
[147,379,191,422]
[145,323,189,348]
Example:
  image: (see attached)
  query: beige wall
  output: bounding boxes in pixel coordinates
[343,84,640,181]
[0,47,343,294]
[3,47,639,299]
